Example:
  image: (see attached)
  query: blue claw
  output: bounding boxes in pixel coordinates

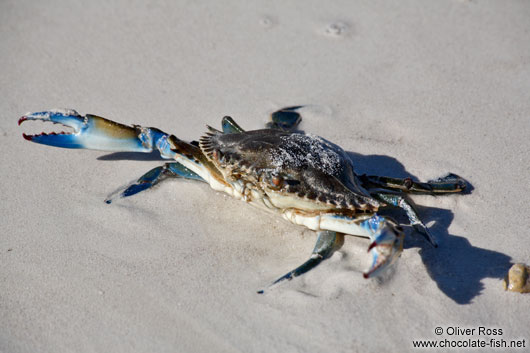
[361,215,404,279]
[19,109,152,152]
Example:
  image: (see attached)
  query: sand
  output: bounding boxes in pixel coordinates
[1,0,529,352]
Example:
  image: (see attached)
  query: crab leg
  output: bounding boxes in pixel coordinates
[358,215,404,278]
[266,106,303,130]
[18,109,228,185]
[221,116,245,133]
[258,231,343,293]
[19,109,159,153]
[360,173,467,194]
[375,193,438,247]
[105,162,205,204]
[282,211,404,279]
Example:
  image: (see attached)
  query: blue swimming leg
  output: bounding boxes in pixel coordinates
[258,231,343,293]
[105,162,205,204]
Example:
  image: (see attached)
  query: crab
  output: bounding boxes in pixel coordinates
[19,107,467,291]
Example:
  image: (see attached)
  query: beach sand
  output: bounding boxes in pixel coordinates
[1,0,529,352]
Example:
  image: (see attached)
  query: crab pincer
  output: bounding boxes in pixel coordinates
[19,109,159,153]
[362,216,404,278]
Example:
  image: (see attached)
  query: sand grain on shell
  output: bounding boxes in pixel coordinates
[269,133,343,175]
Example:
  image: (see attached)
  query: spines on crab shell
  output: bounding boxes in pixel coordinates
[198,134,216,156]
[200,133,245,180]
[200,134,222,165]
[275,162,379,212]
[286,182,376,212]
[200,133,246,166]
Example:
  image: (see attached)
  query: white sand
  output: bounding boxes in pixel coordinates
[1,0,529,352]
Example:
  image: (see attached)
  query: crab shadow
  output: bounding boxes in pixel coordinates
[97,150,165,161]
[347,151,510,304]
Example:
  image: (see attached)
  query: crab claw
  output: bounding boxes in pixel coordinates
[19,109,151,152]
[362,216,404,279]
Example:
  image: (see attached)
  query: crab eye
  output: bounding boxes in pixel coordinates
[271,175,283,187]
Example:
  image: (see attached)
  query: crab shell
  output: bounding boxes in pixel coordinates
[199,129,380,215]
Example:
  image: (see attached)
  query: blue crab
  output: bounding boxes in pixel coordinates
[19,107,467,291]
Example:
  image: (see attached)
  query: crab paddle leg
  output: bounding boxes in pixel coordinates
[258,231,343,293]
[105,162,205,204]
[266,106,303,130]
[360,173,467,194]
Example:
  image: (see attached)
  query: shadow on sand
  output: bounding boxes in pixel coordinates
[347,151,512,305]
[97,150,165,161]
